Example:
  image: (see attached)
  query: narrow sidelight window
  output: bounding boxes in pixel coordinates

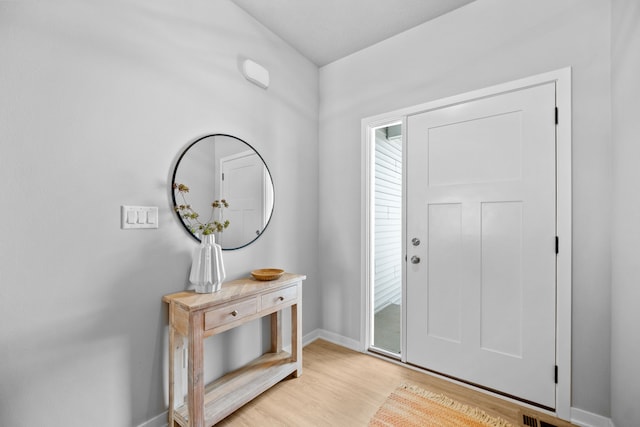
[370,123,402,355]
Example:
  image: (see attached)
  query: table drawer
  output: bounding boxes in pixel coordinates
[261,285,298,311]
[204,297,257,330]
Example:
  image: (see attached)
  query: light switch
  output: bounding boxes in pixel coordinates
[121,206,159,229]
[147,209,157,224]
[126,209,137,224]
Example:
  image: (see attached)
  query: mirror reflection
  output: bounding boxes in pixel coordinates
[172,134,274,250]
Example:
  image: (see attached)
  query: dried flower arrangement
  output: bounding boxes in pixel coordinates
[173,183,230,236]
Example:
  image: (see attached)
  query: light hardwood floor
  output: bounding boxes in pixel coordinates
[218,339,575,426]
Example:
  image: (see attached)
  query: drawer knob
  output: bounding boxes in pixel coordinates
[278,296,284,301]
[231,310,239,317]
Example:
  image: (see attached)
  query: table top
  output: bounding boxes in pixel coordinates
[163,272,306,312]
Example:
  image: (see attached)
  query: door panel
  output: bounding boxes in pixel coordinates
[427,203,462,343]
[480,201,523,357]
[406,83,556,408]
[428,111,523,186]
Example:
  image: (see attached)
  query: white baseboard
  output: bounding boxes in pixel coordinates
[303,328,362,352]
[302,328,322,346]
[136,411,167,427]
[571,407,615,427]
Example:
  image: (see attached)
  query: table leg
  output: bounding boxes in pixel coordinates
[188,311,205,427]
[270,311,282,353]
[291,301,302,377]
[168,305,175,426]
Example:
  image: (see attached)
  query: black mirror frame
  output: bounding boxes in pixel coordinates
[171,133,275,250]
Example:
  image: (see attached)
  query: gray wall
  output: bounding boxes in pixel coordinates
[319,0,612,417]
[2,0,634,424]
[611,1,640,426]
[0,1,319,425]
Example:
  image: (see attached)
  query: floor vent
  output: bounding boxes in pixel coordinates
[523,414,539,427]
[522,414,559,427]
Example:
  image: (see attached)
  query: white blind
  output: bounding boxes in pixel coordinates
[374,129,402,313]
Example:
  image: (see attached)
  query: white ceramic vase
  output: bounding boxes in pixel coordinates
[189,234,226,293]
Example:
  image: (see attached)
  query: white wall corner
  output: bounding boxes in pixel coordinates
[302,328,323,346]
[571,407,615,427]
[136,411,168,427]
[303,328,363,352]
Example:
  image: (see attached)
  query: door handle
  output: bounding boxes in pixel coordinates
[411,256,421,264]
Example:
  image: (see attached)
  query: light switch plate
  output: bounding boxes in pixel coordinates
[121,206,158,229]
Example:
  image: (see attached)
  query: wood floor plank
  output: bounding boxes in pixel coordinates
[217,339,576,426]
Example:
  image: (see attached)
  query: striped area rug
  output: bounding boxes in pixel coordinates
[369,384,514,427]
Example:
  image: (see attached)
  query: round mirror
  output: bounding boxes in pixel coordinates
[171,134,274,250]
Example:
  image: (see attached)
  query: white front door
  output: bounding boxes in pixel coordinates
[406,83,557,408]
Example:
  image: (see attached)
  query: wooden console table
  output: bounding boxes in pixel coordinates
[163,273,306,427]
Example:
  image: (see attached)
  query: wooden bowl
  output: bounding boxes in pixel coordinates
[251,268,285,281]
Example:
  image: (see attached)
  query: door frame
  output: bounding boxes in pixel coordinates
[362,118,407,361]
[361,68,572,419]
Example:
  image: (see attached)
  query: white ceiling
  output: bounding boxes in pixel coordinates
[229,0,476,66]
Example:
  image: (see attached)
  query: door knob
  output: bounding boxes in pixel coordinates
[411,238,421,246]
[411,255,421,264]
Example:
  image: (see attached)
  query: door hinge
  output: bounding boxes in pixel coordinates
[555,236,559,254]
[555,365,558,384]
[222,172,225,181]
[555,107,559,125]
